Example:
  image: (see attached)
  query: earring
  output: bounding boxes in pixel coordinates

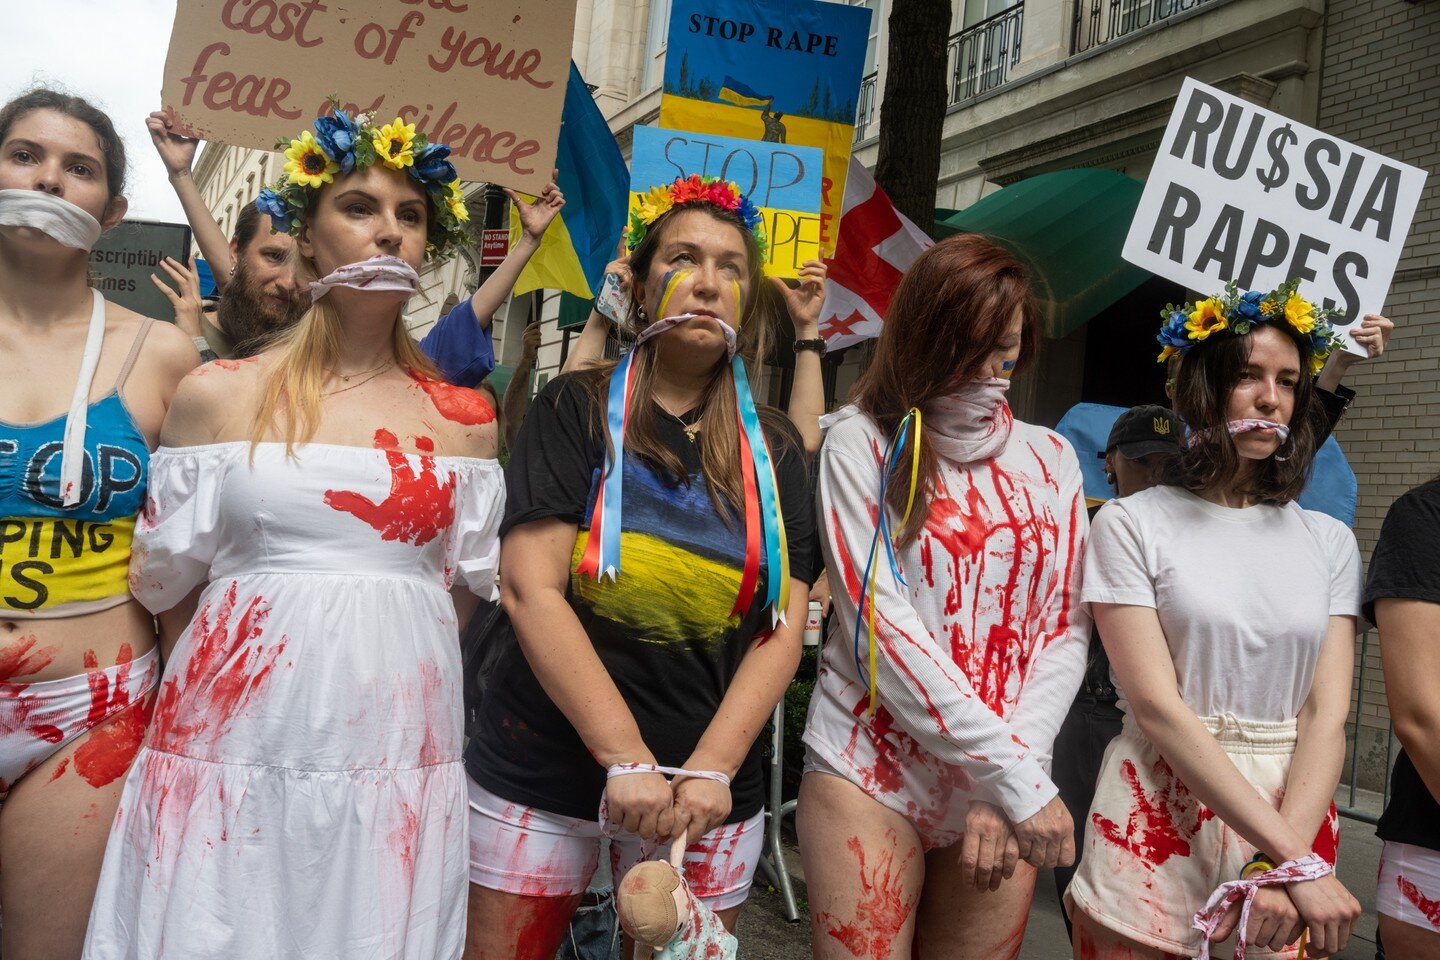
[637,305,648,323]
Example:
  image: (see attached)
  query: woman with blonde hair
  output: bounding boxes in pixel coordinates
[82,107,504,960]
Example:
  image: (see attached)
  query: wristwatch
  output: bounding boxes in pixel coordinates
[794,337,826,356]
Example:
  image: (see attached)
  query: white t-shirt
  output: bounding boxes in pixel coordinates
[1082,485,1361,722]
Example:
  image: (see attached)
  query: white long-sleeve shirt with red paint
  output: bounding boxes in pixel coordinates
[802,407,1090,839]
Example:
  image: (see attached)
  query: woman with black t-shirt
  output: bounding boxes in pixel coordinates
[1366,483,1440,957]
[463,177,815,959]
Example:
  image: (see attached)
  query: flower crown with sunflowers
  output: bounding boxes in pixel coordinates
[627,175,767,259]
[255,99,470,259]
[1156,279,1345,375]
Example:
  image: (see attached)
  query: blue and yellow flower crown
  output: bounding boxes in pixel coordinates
[627,175,767,259]
[1156,279,1345,375]
[255,99,470,259]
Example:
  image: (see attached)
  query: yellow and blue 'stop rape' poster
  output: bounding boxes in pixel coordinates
[660,0,872,258]
[629,125,824,278]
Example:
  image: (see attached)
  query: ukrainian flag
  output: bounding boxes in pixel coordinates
[510,62,629,299]
[717,76,773,109]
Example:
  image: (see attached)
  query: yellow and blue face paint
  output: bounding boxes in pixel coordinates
[1000,359,1017,379]
[656,268,690,319]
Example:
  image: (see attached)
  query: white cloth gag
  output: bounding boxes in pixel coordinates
[308,255,421,301]
[0,188,104,250]
[634,313,738,359]
[925,377,1014,464]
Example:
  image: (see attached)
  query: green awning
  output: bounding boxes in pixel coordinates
[487,363,516,399]
[935,169,1149,340]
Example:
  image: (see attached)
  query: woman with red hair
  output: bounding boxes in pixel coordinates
[799,234,1088,958]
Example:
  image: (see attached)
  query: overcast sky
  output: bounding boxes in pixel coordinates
[2,0,187,222]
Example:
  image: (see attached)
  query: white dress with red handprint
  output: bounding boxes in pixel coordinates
[83,442,503,960]
[802,406,1090,849]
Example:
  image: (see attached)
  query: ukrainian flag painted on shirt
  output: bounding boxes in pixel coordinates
[717,76,772,109]
[510,62,630,299]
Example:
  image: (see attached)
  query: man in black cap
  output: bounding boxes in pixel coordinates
[1051,404,1181,933]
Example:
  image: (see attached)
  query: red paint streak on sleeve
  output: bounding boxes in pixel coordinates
[0,636,59,681]
[414,376,496,426]
[149,583,287,752]
[1399,875,1440,929]
[323,451,457,546]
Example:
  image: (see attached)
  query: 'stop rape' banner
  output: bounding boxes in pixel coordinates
[629,125,823,279]
[660,0,871,259]
[161,0,577,193]
[1123,77,1428,353]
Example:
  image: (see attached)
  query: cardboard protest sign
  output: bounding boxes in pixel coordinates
[90,220,193,321]
[660,0,871,258]
[1123,77,1428,352]
[630,125,823,279]
[161,0,576,192]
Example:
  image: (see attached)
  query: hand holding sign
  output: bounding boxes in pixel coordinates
[629,125,823,278]
[1123,77,1428,354]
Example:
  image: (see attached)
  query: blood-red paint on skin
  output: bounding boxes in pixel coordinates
[412,435,435,453]
[324,446,457,546]
[373,428,401,450]
[1090,758,1213,869]
[1399,875,1440,929]
[1311,803,1340,864]
[509,895,580,960]
[150,583,286,753]
[48,756,70,783]
[0,635,59,681]
[413,376,496,426]
[817,832,918,958]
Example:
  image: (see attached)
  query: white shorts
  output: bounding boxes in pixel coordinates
[1377,841,1440,934]
[1067,715,1338,959]
[466,775,764,911]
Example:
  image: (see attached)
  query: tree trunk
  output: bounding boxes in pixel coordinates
[875,0,951,237]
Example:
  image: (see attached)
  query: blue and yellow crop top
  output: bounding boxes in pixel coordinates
[1,318,153,617]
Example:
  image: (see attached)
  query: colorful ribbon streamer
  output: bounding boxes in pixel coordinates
[852,408,924,716]
[1191,853,1332,960]
[575,336,788,623]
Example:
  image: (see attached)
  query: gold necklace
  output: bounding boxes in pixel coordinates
[656,402,702,443]
[323,361,394,397]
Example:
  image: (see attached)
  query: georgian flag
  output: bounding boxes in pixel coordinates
[819,156,935,351]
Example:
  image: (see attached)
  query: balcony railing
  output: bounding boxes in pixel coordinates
[1071,0,1217,55]
[950,3,1025,104]
[852,2,1024,143]
[854,72,878,142]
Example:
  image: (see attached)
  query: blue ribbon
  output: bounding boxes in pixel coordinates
[851,411,917,681]
[731,354,783,614]
[595,348,633,579]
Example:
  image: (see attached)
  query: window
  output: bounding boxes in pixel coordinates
[849,0,880,75]
[961,0,1017,28]
[642,0,673,91]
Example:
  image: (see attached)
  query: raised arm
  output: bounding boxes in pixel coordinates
[562,241,629,375]
[501,320,541,450]
[469,176,563,328]
[770,259,827,456]
[146,111,234,285]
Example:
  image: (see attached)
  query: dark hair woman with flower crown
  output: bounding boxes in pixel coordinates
[0,88,199,959]
[81,106,504,960]
[463,176,816,959]
[1067,282,1364,959]
[798,234,1089,960]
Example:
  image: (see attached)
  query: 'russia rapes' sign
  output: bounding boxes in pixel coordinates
[1123,77,1428,353]
[629,125,824,279]
[161,0,577,193]
[659,0,871,258]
